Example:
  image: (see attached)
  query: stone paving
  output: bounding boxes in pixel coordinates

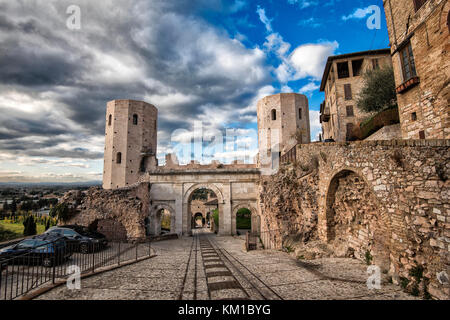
[36,229,417,300]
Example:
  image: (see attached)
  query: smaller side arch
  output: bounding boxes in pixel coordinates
[149,203,176,236]
[232,203,259,236]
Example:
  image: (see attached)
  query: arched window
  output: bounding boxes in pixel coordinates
[133,114,138,125]
[116,152,122,164]
[271,109,277,121]
[108,114,112,126]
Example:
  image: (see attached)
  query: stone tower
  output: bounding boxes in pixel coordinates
[257,93,310,166]
[103,100,158,190]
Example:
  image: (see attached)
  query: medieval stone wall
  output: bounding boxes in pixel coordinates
[259,140,450,299]
[62,182,151,239]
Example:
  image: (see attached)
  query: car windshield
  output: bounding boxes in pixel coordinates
[62,229,80,237]
[16,240,36,249]
[34,240,52,250]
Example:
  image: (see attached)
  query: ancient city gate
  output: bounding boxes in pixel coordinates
[140,167,261,236]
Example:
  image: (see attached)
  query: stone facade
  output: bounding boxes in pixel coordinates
[139,164,260,237]
[319,49,393,142]
[257,93,310,162]
[383,0,450,140]
[103,100,158,190]
[259,139,450,299]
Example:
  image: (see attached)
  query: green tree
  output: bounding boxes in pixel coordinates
[10,198,17,216]
[45,218,51,231]
[23,215,37,236]
[3,201,9,213]
[50,203,71,223]
[356,66,397,113]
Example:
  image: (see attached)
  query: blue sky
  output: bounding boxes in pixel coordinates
[0,0,390,182]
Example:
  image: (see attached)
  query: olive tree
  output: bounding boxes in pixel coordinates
[356,66,397,113]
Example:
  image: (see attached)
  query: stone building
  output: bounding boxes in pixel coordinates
[383,0,449,139]
[319,49,393,142]
[103,100,158,190]
[257,93,310,168]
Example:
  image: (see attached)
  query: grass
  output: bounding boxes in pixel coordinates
[0,220,45,240]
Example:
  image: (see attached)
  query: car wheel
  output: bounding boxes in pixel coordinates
[42,257,53,268]
[80,243,89,254]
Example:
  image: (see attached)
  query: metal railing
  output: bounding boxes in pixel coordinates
[0,237,152,300]
[254,223,303,251]
[280,145,297,164]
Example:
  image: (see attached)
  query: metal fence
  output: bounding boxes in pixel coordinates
[280,145,297,164]
[252,223,303,251]
[0,238,152,300]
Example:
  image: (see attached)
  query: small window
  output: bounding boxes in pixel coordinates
[419,130,425,139]
[413,0,427,12]
[108,114,112,126]
[133,114,138,125]
[352,59,364,76]
[344,84,352,100]
[337,62,350,79]
[346,106,354,117]
[299,108,302,120]
[400,42,417,82]
[116,152,122,164]
[271,109,277,121]
[411,112,417,121]
[372,59,379,70]
[447,11,449,33]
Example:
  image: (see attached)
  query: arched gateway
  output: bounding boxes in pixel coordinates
[140,164,260,236]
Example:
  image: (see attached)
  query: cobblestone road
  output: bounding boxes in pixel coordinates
[37,229,417,300]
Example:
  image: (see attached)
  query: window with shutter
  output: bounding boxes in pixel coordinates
[400,42,417,82]
[346,106,354,117]
[344,84,352,100]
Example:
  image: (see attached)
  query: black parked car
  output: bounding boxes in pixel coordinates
[0,234,71,268]
[45,226,108,254]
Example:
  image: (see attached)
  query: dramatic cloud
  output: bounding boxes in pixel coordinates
[0,0,273,181]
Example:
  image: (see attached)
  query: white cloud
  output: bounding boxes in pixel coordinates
[342,6,373,21]
[256,6,273,32]
[287,0,319,9]
[289,41,339,80]
[299,82,320,94]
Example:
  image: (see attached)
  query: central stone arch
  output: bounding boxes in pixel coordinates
[183,183,226,235]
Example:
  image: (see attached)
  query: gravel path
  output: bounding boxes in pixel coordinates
[36,229,417,300]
